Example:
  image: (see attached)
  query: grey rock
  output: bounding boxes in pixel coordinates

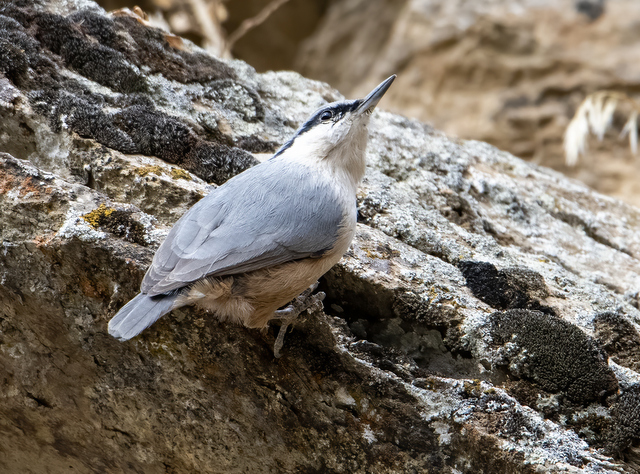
[1,0,639,472]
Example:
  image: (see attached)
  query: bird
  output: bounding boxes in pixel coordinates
[108,75,396,357]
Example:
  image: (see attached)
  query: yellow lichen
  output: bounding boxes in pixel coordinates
[81,204,148,246]
[136,165,164,177]
[463,379,483,398]
[82,204,115,228]
[170,168,191,180]
[414,376,448,392]
[360,243,400,260]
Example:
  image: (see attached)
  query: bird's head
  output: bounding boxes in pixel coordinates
[273,75,396,185]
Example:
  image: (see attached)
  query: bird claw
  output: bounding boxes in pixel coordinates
[272,282,325,358]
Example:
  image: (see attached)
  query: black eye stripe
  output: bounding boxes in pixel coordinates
[272,99,364,158]
[318,100,361,123]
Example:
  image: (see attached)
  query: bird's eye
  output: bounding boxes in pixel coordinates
[320,110,333,121]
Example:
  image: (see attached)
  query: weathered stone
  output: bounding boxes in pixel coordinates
[1,0,640,472]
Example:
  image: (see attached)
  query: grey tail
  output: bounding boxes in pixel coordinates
[108,293,179,341]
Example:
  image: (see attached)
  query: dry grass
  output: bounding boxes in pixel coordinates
[564,91,639,166]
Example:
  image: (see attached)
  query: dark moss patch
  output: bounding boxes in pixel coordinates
[61,38,146,94]
[0,14,40,87]
[182,141,257,184]
[111,15,236,84]
[32,12,147,93]
[459,261,555,314]
[43,9,236,85]
[489,309,618,404]
[82,204,148,246]
[0,3,258,184]
[0,36,28,85]
[567,411,614,447]
[496,408,545,441]
[111,105,197,162]
[110,106,258,182]
[202,79,265,122]
[31,89,138,153]
[68,9,118,44]
[502,379,551,412]
[30,92,257,184]
[605,386,640,456]
[594,312,640,372]
[234,135,279,154]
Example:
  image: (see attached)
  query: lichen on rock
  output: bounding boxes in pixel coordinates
[2,0,640,472]
[489,309,618,404]
[82,203,149,246]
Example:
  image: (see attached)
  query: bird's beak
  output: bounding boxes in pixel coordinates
[356,75,396,115]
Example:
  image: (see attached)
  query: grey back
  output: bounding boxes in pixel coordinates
[142,158,347,295]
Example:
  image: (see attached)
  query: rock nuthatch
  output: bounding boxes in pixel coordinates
[108,75,396,357]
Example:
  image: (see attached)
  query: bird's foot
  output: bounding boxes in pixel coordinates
[272,281,326,358]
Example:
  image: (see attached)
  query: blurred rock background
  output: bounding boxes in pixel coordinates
[97,0,640,207]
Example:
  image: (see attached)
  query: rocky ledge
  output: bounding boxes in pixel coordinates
[1,1,640,472]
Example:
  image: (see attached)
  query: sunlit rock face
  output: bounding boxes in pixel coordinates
[2,1,640,472]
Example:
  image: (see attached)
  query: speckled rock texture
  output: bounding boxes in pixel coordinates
[1,1,640,473]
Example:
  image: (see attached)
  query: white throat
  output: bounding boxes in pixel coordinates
[279,117,370,193]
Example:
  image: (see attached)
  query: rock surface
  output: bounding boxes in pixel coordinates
[295,0,640,208]
[2,0,640,472]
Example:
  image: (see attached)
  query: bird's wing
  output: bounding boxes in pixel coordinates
[141,159,347,296]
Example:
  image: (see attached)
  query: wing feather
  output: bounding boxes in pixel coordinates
[141,158,345,296]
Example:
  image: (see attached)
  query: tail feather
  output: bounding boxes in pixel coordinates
[108,293,178,341]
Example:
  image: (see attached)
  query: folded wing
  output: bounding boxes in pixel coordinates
[141,159,346,296]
